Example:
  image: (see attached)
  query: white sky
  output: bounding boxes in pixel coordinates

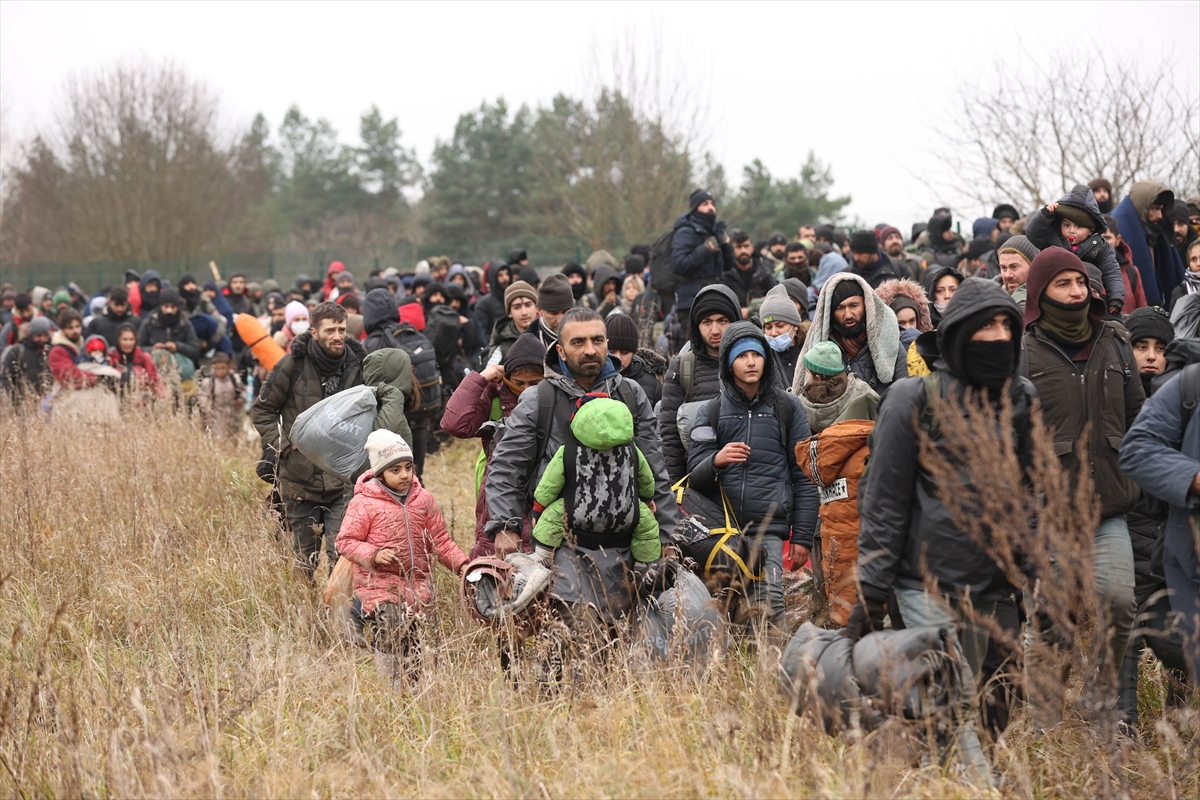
[2,0,1197,235]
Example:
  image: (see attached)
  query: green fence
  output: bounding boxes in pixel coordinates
[0,237,601,294]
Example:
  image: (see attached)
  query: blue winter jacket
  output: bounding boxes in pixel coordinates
[1112,195,1186,307]
[671,212,734,312]
[686,322,819,545]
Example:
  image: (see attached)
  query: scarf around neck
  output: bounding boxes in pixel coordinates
[1037,296,1093,346]
[307,335,348,395]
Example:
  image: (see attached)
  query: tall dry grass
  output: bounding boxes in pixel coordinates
[0,404,1195,797]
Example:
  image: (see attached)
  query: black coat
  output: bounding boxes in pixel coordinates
[858,281,1037,602]
[622,355,662,408]
[686,322,818,544]
[671,212,734,312]
[1024,184,1124,308]
[851,249,911,290]
[86,308,141,348]
[1,339,51,400]
[137,310,200,363]
[720,256,777,309]
[658,284,741,483]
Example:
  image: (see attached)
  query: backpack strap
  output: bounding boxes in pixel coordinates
[773,389,793,455]
[679,349,696,400]
[706,394,722,438]
[1181,362,1200,431]
[534,378,558,466]
[920,371,942,441]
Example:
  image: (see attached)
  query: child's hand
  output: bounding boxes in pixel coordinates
[374,548,398,567]
[1045,202,1058,214]
[713,442,751,468]
[480,364,505,383]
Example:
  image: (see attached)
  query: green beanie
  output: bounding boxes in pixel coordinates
[802,341,845,376]
[52,290,72,307]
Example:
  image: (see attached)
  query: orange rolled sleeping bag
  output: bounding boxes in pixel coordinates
[235,313,286,371]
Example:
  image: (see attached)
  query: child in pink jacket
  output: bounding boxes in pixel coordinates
[336,429,468,683]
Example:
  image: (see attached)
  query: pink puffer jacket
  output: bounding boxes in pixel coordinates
[336,471,468,615]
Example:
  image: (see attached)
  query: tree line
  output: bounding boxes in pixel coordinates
[0,61,850,272]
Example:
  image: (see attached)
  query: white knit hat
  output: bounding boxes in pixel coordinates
[366,429,412,475]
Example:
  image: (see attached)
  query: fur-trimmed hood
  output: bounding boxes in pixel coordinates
[874,278,933,333]
[794,273,900,390]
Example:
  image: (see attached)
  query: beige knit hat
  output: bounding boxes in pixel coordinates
[503,280,537,314]
[366,429,412,475]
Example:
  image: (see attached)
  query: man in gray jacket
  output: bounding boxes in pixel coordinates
[487,307,679,624]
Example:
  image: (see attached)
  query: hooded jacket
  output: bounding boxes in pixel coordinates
[1025,184,1124,308]
[916,214,964,268]
[621,354,662,408]
[361,348,415,450]
[474,262,512,340]
[485,341,678,542]
[849,249,910,290]
[138,270,164,318]
[922,265,965,329]
[1112,181,1187,306]
[1022,249,1145,520]
[336,472,467,616]
[793,274,906,396]
[658,284,741,483]
[875,278,933,333]
[858,279,1037,602]
[137,309,201,364]
[670,212,735,312]
[686,322,819,544]
[585,263,623,316]
[48,331,99,389]
[1,336,52,401]
[86,305,141,348]
[799,372,879,434]
[251,330,367,501]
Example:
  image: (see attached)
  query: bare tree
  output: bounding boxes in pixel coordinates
[936,47,1199,211]
[2,59,263,266]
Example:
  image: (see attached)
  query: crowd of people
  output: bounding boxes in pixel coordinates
[3,180,1199,789]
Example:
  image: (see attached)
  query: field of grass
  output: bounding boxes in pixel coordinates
[1,408,1196,797]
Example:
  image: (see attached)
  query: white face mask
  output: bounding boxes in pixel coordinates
[290,320,310,336]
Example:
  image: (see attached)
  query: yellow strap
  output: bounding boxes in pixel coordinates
[704,530,764,581]
[675,476,759,581]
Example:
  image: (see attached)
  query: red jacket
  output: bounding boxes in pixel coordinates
[336,472,467,616]
[1118,240,1148,314]
[439,371,525,559]
[109,346,166,398]
[48,332,98,389]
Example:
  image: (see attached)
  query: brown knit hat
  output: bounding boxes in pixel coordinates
[997,234,1040,265]
[503,280,537,314]
[1056,204,1095,230]
[1088,177,1113,195]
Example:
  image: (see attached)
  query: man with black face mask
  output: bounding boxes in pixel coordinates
[137,289,202,368]
[1022,247,1143,729]
[138,270,164,319]
[850,278,1035,789]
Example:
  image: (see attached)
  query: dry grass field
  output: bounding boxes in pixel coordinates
[1,407,1196,798]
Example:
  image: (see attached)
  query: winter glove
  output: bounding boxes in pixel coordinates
[633,558,670,594]
[843,584,891,642]
[255,444,278,483]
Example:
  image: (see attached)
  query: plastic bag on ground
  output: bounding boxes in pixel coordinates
[292,385,378,483]
[636,569,729,663]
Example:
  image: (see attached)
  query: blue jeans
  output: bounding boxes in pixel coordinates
[1025,516,1136,727]
[893,587,994,789]
[746,537,785,630]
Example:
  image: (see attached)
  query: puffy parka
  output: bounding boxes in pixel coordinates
[671,212,735,312]
[622,354,662,408]
[686,322,819,544]
[1024,183,1125,308]
[137,309,201,364]
[336,472,467,615]
[251,330,367,501]
[658,284,741,483]
[798,419,874,625]
[720,254,777,310]
[858,279,1037,602]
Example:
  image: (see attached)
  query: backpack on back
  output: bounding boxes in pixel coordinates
[649,228,678,301]
[381,323,442,419]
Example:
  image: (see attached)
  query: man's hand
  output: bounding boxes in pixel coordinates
[788,543,811,570]
[152,342,165,350]
[480,364,505,383]
[494,529,520,558]
[165,341,177,353]
[373,548,398,567]
[1191,470,1200,495]
[713,442,751,468]
[704,236,719,252]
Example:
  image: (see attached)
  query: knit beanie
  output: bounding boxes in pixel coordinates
[1167,201,1191,225]
[504,280,537,314]
[829,278,865,309]
[1087,177,1112,195]
[1124,306,1175,346]
[889,295,920,318]
[537,273,575,312]
[967,237,992,260]
[998,234,1039,264]
[849,230,879,254]
[518,266,540,288]
[759,284,803,328]
[780,278,810,313]
[815,223,836,242]
[27,317,52,337]
[688,189,714,213]
[1056,203,1095,230]
[726,336,765,367]
[160,288,181,307]
[878,225,902,245]
[605,314,639,353]
[623,253,646,276]
[503,333,547,376]
[366,429,413,475]
[52,289,71,307]
[803,341,845,376]
[285,300,308,325]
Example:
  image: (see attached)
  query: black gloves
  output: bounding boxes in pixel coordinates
[633,558,671,594]
[844,584,891,642]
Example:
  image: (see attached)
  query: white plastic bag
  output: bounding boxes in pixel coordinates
[292,385,377,483]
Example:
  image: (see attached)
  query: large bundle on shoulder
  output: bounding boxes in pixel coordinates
[779,622,965,736]
[292,385,378,483]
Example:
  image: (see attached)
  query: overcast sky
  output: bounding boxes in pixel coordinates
[2,0,1197,232]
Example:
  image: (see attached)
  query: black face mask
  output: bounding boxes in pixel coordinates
[831,316,866,339]
[160,312,179,327]
[693,210,717,226]
[1097,198,1114,214]
[270,319,286,334]
[180,287,199,301]
[143,290,160,301]
[961,340,1015,389]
